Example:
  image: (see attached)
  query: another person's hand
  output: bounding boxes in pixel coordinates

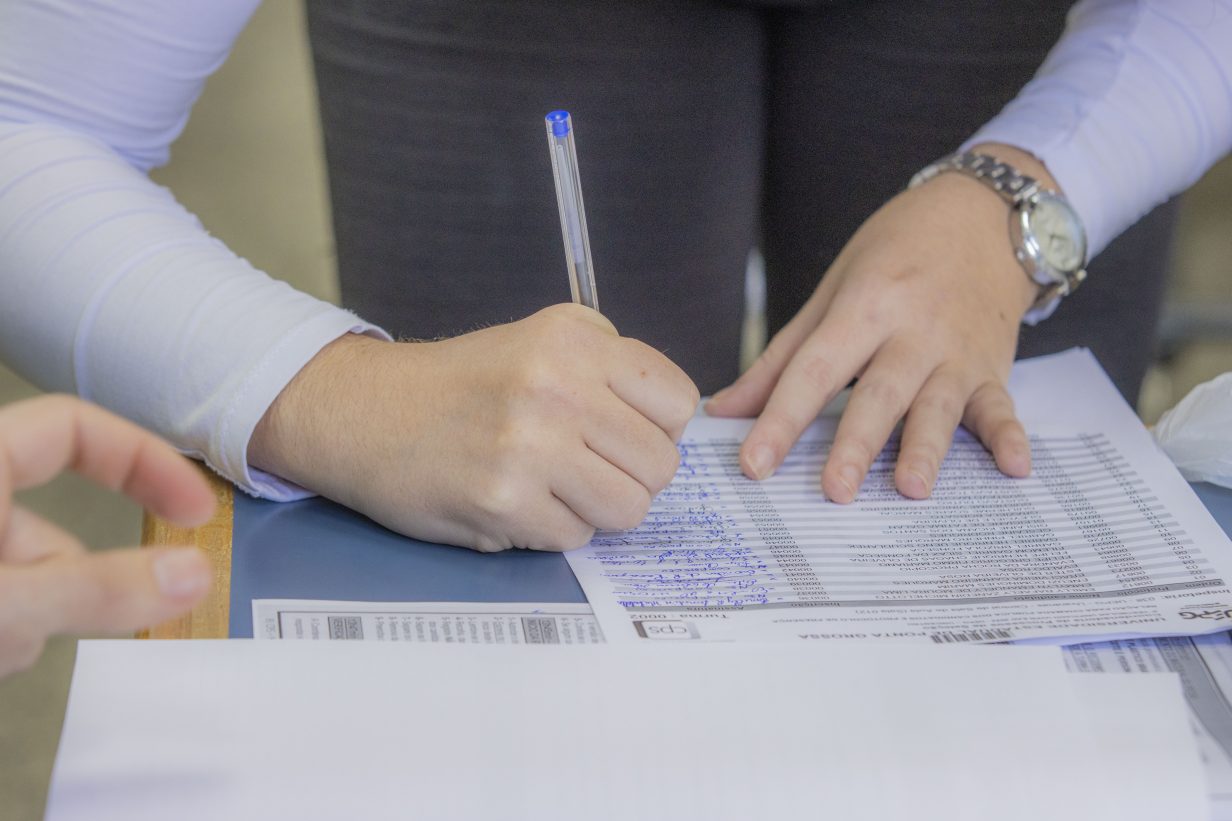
[707,143,1049,502]
[249,303,700,552]
[0,396,215,678]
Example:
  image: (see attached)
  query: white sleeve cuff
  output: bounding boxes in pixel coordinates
[214,316,393,503]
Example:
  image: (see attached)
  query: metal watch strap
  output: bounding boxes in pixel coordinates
[909,152,1085,322]
[908,152,1040,205]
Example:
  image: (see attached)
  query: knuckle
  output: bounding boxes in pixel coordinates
[547,523,595,553]
[758,411,805,449]
[797,353,839,396]
[852,377,908,416]
[611,488,652,531]
[755,336,792,373]
[650,446,681,494]
[474,476,526,523]
[913,389,964,422]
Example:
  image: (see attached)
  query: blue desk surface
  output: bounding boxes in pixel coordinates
[228,481,1232,639]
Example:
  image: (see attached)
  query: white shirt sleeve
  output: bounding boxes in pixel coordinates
[963,0,1232,259]
[0,0,392,501]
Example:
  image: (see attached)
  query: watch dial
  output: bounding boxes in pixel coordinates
[1028,195,1086,273]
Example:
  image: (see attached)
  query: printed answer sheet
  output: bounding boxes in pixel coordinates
[46,640,1205,821]
[566,349,1232,644]
[252,600,603,644]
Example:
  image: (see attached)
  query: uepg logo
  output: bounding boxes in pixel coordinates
[1180,605,1232,621]
[634,620,699,640]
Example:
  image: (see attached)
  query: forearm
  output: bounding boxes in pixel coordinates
[0,0,390,499]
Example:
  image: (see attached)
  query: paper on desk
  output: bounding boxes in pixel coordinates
[1065,631,1232,819]
[566,349,1232,644]
[45,640,1205,821]
[252,600,603,644]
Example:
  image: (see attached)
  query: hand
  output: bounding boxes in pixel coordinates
[0,396,215,678]
[707,143,1048,502]
[249,304,700,552]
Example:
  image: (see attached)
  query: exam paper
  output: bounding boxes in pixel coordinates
[45,640,1205,821]
[252,600,603,644]
[567,349,1232,645]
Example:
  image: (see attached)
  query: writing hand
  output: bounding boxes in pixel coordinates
[0,396,214,678]
[250,303,700,552]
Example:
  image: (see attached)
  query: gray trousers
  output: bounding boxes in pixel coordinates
[305,0,1176,401]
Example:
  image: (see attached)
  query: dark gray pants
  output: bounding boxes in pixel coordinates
[306,0,1176,400]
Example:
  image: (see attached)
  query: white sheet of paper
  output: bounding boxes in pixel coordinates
[251,599,603,644]
[566,349,1232,644]
[45,640,1205,821]
[252,598,1232,814]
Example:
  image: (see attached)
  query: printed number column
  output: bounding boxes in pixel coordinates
[714,440,828,602]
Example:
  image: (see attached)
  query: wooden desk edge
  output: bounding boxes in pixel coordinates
[137,468,234,639]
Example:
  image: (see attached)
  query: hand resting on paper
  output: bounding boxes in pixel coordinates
[708,143,1049,503]
[248,303,700,553]
[0,396,214,678]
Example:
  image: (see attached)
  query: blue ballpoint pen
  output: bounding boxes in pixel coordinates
[545,110,599,312]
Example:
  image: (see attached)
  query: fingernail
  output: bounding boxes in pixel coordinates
[904,463,932,498]
[153,550,210,599]
[747,444,775,479]
[839,464,862,497]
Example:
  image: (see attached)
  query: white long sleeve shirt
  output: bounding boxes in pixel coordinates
[0,0,1229,501]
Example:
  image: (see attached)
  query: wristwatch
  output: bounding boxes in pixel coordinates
[909,151,1087,324]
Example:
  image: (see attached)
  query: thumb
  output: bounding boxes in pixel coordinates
[22,547,210,636]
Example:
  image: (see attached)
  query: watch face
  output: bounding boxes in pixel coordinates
[1027,194,1086,273]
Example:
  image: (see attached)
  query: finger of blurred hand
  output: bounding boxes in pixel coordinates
[15,547,210,636]
[706,285,834,418]
[584,400,680,497]
[963,382,1032,478]
[551,449,652,532]
[0,506,86,564]
[821,343,932,503]
[0,396,215,530]
[894,367,970,499]
[607,338,700,441]
[738,312,880,481]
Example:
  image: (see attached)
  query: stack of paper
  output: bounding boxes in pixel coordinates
[46,640,1206,821]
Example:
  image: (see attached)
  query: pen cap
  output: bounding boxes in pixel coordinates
[546,109,571,138]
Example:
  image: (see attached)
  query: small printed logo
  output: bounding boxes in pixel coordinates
[1179,605,1232,621]
[634,620,699,640]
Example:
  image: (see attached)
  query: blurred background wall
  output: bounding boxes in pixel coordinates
[1,3,1229,818]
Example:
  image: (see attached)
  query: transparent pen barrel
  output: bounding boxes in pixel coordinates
[546,116,598,311]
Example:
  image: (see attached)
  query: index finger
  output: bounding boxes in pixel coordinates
[740,315,881,480]
[606,338,701,442]
[0,395,215,528]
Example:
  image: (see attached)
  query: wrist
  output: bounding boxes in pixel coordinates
[248,333,403,504]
